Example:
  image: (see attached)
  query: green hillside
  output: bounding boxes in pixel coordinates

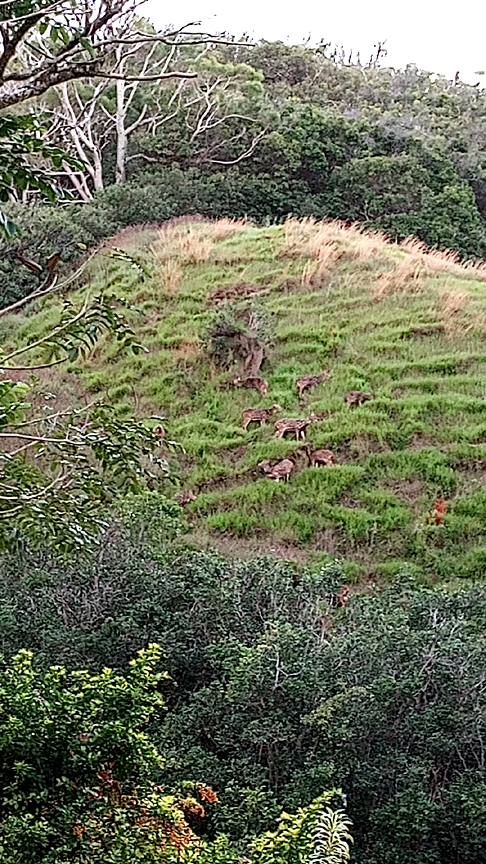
[10,217,486,582]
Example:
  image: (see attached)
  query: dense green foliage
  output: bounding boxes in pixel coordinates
[0,532,485,863]
[5,41,486,307]
[0,644,182,862]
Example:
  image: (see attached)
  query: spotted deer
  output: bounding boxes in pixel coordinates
[344,391,374,407]
[258,458,295,482]
[274,412,317,440]
[306,446,335,467]
[232,376,269,397]
[175,490,197,506]
[295,369,331,399]
[330,586,350,608]
[241,404,282,431]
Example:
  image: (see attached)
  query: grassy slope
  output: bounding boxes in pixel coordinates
[8,217,486,583]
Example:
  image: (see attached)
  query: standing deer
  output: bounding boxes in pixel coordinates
[258,458,295,482]
[295,370,331,399]
[241,404,282,431]
[306,445,335,467]
[330,586,350,608]
[274,413,318,440]
[232,376,269,397]
[175,490,197,506]
[344,391,374,407]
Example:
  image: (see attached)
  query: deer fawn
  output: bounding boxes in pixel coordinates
[295,370,331,399]
[344,391,374,407]
[274,413,317,440]
[232,376,269,397]
[258,458,295,482]
[306,446,334,467]
[242,404,282,431]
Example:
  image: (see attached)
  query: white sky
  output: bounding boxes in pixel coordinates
[143,0,486,86]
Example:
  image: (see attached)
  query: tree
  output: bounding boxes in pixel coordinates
[45,45,265,197]
[251,793,352,864]
[0,246,170,554]
[0,113,82,236]
[0,3,208,550]
[0,3,194,220]
[0,1,199,112]
[0,643,206,863]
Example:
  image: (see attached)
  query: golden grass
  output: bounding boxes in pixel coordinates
[439,289,472,335]
[152,219,247,267]
[301,241,339,287]
[160,260,184,295]
[400,237,486,281]
[310,221,388,261]
[283,217,388,263]
[206,218,248,241]
[371,256,424,300]
[174,339,202,361]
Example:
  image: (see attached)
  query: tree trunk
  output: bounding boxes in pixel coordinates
[92,150,104,193]
[115,71,127,184]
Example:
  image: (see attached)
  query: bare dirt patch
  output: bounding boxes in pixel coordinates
[209,283,270,305]
[380,478,424,504]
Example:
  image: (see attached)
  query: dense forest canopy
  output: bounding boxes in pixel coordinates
[3,28,486,307]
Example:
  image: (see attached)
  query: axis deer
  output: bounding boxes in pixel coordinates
[175,490,197,506]
[274,413,318,440]
[306,446,335,467]
[296,369,331,399]
[258,458,295,482]
[344,391,374,407]
[242,404,282,431]
[330,586,350,608]
[232,376,269,397]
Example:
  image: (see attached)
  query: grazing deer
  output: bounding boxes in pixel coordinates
[274,413,317,440]
[232,376,269,397]
[306,445,335,467]
[296,369,331,399]
[242,404,282,431]
[175,490,197,506]
[430,498,447,525]
[344,391,374,407]
[258,458,295,482]
[330,586,350,608]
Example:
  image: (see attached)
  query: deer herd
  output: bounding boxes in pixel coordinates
[170,368,374,505]
[239,370,374,483]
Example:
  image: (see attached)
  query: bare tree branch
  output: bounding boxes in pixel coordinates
[0,252,97,319]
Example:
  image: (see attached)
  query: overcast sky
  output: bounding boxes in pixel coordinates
[143,0,486,86]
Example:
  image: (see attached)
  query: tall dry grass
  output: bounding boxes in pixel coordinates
[371,257,424,300]
[439,289,474,335]
[160,260,184,295]
[301,241,339,287]
[283,217,388,263]
[152,218,248,266]
[400,237,486,281]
